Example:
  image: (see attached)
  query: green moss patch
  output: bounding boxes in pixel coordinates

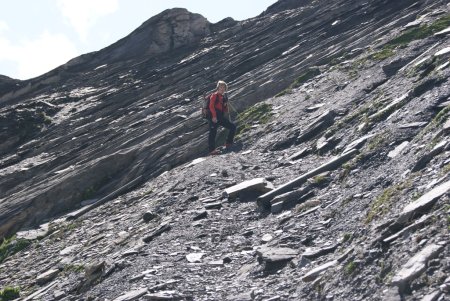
[276,68,321,96]
[235,103,273,139]
[0,236,31,264]
[366,180,412,223]
[0,287,20,301]
[387,14,450,48]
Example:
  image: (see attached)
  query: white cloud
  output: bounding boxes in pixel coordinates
[57,0,119,43]
[0,31,79,79]
[0,20,9,33]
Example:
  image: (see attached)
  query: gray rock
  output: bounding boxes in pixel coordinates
[84,260,105,280]
[412,140,449,172]
[226,292,253,301]
[392,244,444,291]
[271,201,284,214]
[369,93,410,122]
[193,210,207,221]
[443,118,450,134]
[302,244,338,259]
[343,134,375,153]
[53,290,66,300]
[380,287,401,301]
[261,234,274,243]
[143,222,172,243]
[16,223,50,240]
[302,260,338,282]
[421,291,442,301]
[268,186,313,211]
[36,268,59,285]
[186,252,205,263]
[257,149,358,206]
[143,211,158,222]
[384,214,432,244]
[388,141,409,158]
[59,244,82,256]
[296,110,336,144]
[398,122,428,129]
[144,291,187,300]
[223,178,274,199]
[204,202,222,210]
[287,147,309,161]
[305,103,325,112]
[256,246,297,263]
[434,46,450,58]
[434,26,450,36]
[113,288,148,301]
[397,180,450,224]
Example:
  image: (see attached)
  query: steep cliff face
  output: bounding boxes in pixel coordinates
[0,0,450,300]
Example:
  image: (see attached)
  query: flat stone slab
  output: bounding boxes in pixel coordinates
[270,187,310,205]
[302,244,338,259]
[255,246,298,263]
[443,118,450,133]
[113,288,148,301]
[17,223,50,240]
[143,222,171,243]
[302,260,338,282]
[435,46,450,57]
[186,252,205,263]
[369,93,409,121]
[36,268,59,285]
[435,26,450,36]
[186,158,206,167]
[398,122,427,129]
[144,291,187,300]
[287,148,309,161]
[397,180,450,224]
[343,134,375,153]
[388,141,409,158]
[392,243,444,290]
[59,244,82,256]
[223,178,274,199]
[304,103,325,112]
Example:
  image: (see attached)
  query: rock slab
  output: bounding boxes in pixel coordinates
[391,244,444,290]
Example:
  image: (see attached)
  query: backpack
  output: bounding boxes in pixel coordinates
[201,93,213,119]
[201,92,228,119]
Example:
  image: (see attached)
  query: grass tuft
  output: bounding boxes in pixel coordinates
[0,287,20,301]
[0,236,31,264]
[235,103,273,139]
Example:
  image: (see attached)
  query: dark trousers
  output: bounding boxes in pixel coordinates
[208,113,236,152]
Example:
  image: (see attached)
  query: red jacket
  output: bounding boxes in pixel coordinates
[209,92,228,119]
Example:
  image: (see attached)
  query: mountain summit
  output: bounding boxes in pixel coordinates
[0,0,450,300]
[72,8,211,67]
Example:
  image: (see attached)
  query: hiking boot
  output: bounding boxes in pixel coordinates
[209,149,221,156]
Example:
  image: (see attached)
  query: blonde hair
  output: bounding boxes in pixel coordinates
[216,80,228,91]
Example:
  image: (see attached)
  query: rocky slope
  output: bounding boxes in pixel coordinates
[0,0,450,300]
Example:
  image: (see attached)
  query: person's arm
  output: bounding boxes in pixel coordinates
[209,93,217,121]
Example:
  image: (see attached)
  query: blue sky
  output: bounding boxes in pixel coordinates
[0,0,278,80]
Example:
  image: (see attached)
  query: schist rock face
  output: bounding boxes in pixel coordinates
[1,0,450,300]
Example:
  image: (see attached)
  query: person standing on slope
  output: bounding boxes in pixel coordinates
[208,80,236,155]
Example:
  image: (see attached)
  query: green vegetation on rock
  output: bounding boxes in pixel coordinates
[387,14,450,47]
[0,236,31,264]
[366,180,412,223]
[276,68,321,96]
[0,287,20,301]
[235,103,273,139]
[345,261,357,275]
